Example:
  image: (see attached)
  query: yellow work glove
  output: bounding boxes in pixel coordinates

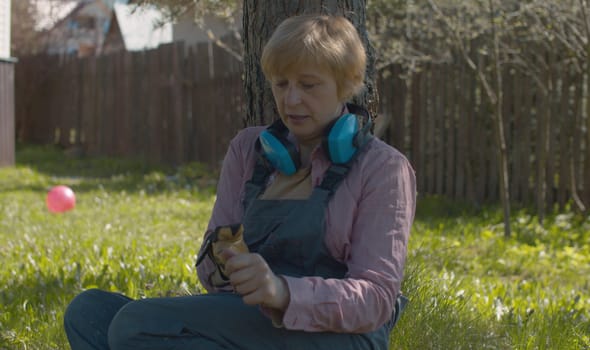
[196,224,249,286]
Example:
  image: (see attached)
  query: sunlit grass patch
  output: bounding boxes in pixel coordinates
[1,145,216,349]
[0,145,588,349]
[395,196,590,349]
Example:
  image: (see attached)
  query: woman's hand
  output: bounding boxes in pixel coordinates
[221,250,290,311]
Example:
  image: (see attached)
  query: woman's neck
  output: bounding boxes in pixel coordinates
[298,140,320,168]
[296,104,346,167]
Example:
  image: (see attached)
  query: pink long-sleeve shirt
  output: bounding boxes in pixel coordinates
[196,126,416,334]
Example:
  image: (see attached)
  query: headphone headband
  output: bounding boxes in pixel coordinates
[258,103,372,174]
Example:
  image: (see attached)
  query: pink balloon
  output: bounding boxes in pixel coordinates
[46,185,76,213]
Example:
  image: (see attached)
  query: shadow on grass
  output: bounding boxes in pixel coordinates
[414,194,506,223]
[10,144,218,196]
[15,143,172,178]
[0,266,202,349]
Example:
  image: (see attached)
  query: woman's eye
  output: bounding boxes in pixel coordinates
[274,81,288,88]
[301,83,316,90]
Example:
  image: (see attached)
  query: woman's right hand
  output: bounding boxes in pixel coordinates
[221,250,290,311]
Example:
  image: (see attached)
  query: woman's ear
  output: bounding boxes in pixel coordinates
[340,79,364,101]
[339,81,354,101]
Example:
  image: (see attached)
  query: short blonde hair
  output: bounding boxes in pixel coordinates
[261,15,366,101]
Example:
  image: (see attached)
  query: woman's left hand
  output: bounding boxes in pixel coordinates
[221,250,290,310]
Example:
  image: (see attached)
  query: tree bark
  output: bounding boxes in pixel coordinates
[242,0,376,126]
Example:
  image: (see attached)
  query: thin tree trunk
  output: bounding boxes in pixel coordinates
[579,0,590,212]
[242,0,376,126]
[537,70,551,224]
[489,0,511,237]
[570,74,587,212]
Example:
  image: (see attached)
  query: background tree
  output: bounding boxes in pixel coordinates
[11,0,82,56]
[135,0,375,126]
[11,0,42,56]
[242,0,375,126]
[427,0,512,236]
[132,0,244,59]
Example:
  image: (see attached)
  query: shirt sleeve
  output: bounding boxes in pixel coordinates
[196,128,258,292]
[280,147,417,333]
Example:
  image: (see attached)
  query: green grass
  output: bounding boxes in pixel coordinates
[395,197,590,349]
[1,145,589,349]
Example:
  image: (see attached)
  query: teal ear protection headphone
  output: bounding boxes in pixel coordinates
[257,103,373,175]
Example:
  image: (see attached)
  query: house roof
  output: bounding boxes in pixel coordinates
[113,3,172,51]
[38,0,112,33]
[35,0,80,31]
[38,0,171,52]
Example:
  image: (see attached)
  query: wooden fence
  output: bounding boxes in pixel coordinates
[14,43,590,210]
[0,59,15,167]
[377,63,590,209]
[16,42,243,168]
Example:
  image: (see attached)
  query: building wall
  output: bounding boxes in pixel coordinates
[0,60,15,167]
[0,0,13,167]
[0,0,10,59]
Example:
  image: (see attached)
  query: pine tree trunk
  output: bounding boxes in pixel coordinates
[242,0,376,126]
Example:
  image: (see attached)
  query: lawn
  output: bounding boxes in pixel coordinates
[0,145,589,349]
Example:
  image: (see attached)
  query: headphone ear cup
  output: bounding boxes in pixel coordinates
[324,114,360,164]
[259,130,301,175]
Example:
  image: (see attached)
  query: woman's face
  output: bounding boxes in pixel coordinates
[270,66,344,146]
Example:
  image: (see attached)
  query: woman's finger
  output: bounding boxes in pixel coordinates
[241,288,267,306]
[231,274,261,296]
[219,248,237,262]
[224,252,265,274]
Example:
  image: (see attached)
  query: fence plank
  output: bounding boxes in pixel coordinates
[434,66,445,195]
[410,72,421,176]
[454,64,466,199]
[511,69,522,202]
[445,64,456,198]
[121,51,133,157]
[572,74,585,209]
[85,57,98,154]
[463,66,476,202]
[417,70,428,194]
[425,67,436,194]
[474,80,486,203]
[393,65,406,153]
[584,74,590,207]
[557,71,571,209]
[169,42,185,165]
[146,48,161,163]
[133,50,148,159]
[536,66,550,216]
[184,46,197,162]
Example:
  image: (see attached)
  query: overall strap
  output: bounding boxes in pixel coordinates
[242,155,273,211]
[316,104,373,201]
[315,134,374,203]
[316,163,353,203]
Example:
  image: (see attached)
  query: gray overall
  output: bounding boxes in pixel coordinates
[63,158,403,350]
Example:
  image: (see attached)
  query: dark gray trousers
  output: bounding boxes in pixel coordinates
[64,289,392,350]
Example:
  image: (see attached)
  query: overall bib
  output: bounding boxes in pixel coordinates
[63,159,402,350]
[238,158,399,348]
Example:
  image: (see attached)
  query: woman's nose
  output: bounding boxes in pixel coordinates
[285,86,301,105]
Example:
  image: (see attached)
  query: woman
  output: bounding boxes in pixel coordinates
[64,14,416,350]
